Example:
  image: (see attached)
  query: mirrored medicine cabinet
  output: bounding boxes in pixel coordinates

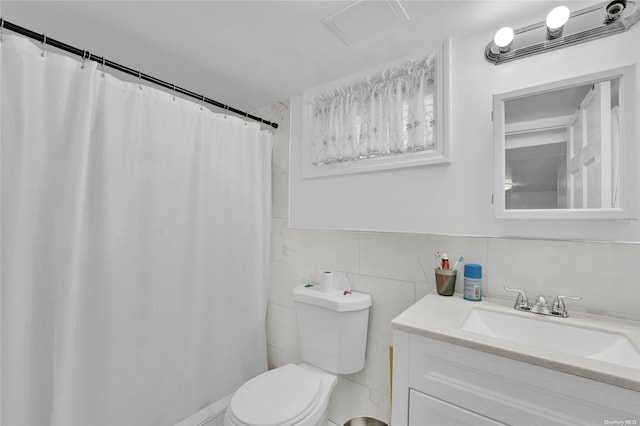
[493,65,638,220]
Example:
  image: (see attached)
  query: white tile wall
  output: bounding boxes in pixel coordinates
[487,238,640,319]
[253,99,640,425]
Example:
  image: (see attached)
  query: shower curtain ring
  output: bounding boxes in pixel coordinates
[101,57,106,77]
[1,18,4,43]
[81,50,89,69]
[138,71,142,91]
[172,84,176,101]
[201,95,205,111]
[40,34,47,57]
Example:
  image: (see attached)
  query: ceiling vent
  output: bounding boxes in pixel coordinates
[323,0,410,46]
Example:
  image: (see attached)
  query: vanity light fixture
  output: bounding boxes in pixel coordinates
[545,5,570,39]
[485,0,640,64]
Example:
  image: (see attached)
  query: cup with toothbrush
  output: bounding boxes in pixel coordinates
[434,252,463,296]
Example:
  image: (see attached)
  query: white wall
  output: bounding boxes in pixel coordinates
[254,24,640,426]
[290,24,640,242]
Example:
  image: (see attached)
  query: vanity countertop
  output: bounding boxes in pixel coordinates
[392,293,640,392]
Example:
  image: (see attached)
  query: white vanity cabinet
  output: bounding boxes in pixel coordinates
[391,330,640,426]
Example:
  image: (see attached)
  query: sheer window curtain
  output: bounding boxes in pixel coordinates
[1,35,271,426]
[310,54,436,166]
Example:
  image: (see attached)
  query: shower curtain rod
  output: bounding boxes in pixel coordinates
[0,18,279,129]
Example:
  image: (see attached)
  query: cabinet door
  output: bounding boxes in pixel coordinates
[409,390,506,426]
[407,334,639,426]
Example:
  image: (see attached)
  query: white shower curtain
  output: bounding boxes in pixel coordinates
[1,35,271,426]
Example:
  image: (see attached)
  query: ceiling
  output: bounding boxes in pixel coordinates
[1,1,597,116]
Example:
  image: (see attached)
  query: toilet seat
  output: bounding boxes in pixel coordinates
[228,364,325,426]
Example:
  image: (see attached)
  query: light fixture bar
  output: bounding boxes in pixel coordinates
[485,0,640,65]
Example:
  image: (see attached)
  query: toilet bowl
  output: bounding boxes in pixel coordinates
[224,285,371,426]
[224,363,337,426]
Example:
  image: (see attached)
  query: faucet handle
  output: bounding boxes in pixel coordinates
[551,295,582,317]
[504,286,530,311]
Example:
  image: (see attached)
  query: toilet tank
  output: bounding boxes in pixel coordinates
[293,285,371,375]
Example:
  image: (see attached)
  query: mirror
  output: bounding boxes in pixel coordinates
[494,65,637,220]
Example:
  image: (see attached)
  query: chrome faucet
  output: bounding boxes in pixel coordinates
[530,295,551,315]
[504,286,581,318]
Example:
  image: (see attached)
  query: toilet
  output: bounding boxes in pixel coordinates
[224,284,372,426]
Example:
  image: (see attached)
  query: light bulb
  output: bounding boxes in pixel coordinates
[546,6,570,31]
[494,26,515,52]
[605,0,627,23]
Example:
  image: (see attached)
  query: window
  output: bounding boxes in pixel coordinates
[301,41,450,178]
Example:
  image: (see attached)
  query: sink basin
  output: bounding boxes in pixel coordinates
[462,308,640,370]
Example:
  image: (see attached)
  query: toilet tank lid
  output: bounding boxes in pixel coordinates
[293,285,371,312]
